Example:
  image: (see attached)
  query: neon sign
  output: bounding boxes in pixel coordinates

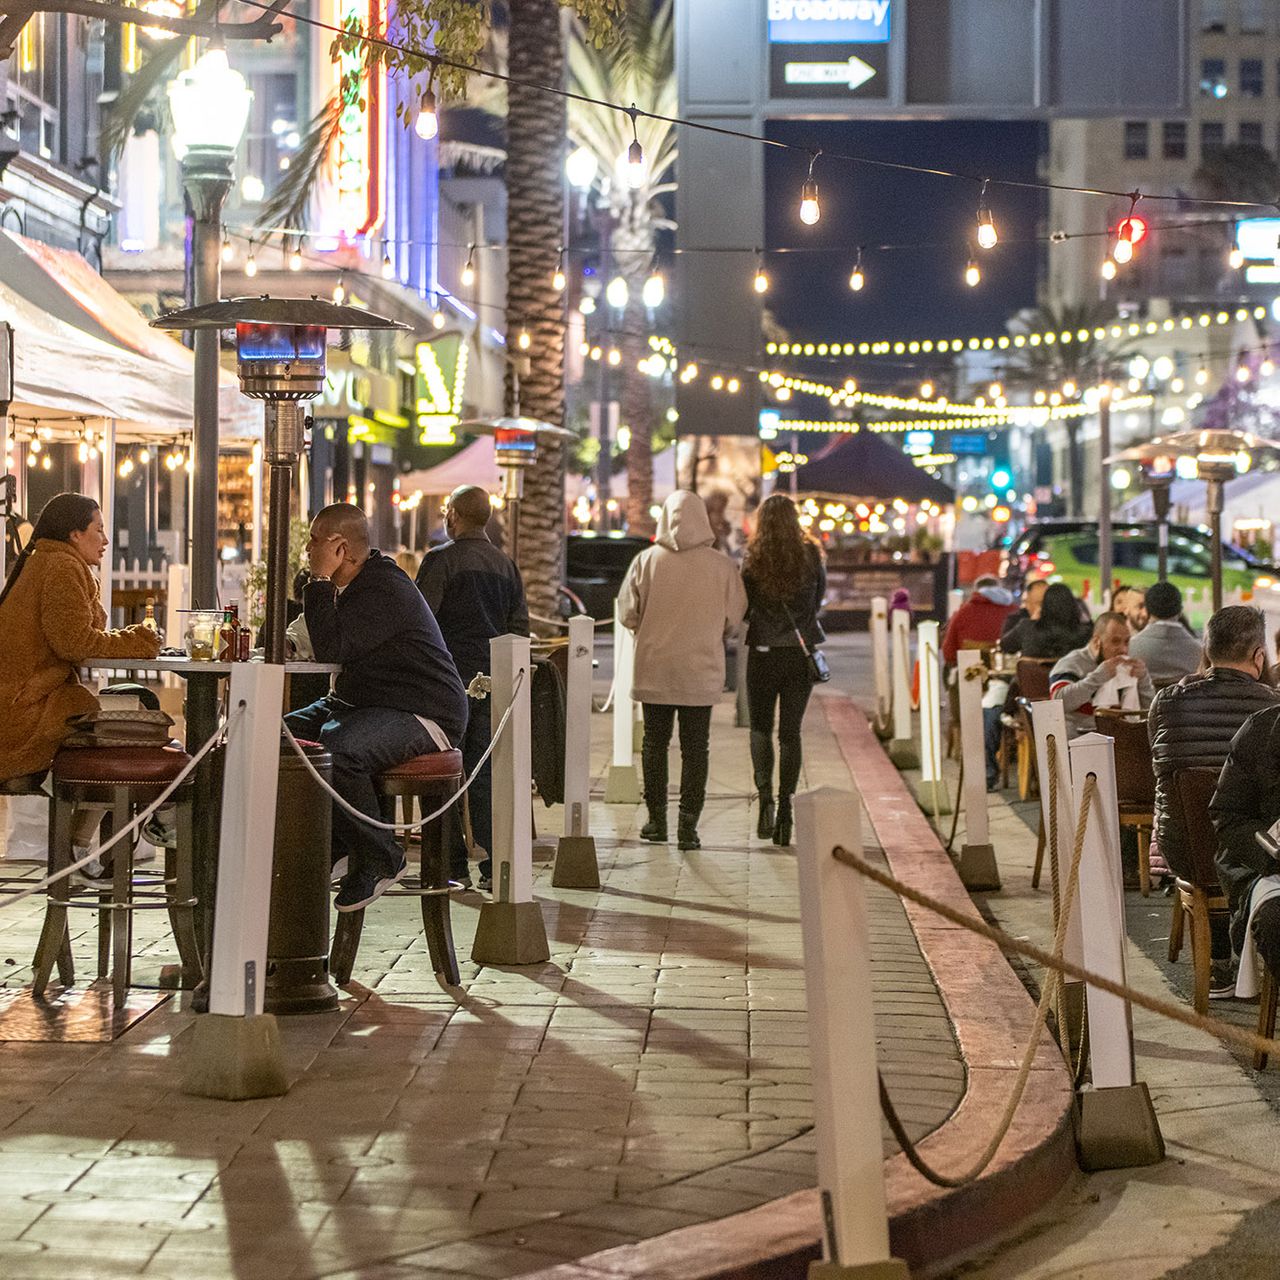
[415,337,469,445]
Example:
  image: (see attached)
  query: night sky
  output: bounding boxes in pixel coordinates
[763,119,1047,377]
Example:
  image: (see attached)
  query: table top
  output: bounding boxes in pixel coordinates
[80,656,340,675]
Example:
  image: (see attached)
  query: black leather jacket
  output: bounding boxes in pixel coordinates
[743,542,825,649]
[1149,668,1280,883]
[1210,701,1280,951]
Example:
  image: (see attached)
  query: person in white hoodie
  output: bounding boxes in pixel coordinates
[619,490,748,851]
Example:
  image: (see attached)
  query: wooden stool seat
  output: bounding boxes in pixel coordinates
[329,749,465,988]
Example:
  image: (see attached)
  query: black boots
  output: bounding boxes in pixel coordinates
[677,811,701,851]
[772,796,793,847]
[640,810,668,843]
[756,796,776,840]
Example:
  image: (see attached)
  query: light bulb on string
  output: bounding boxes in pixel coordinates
[1195,366,1209,386]
[288,239,302,272]
[516,328,531,352]
[607,347,621,367]
[642,265,665,310]
[1262,357,1276,377]
[1101,257,1117,280]
[244,241,257,278]
[138,447,150,465]
[332,275,346,304]
[1229,245,1245,270]
[40,454,50,471]
[29,437,40,454]
[753,255,769,294]
[553,248,567,293]
[964,256,981,288]
[848,246,865,292]
[461,245,476,288]
[1112,197,1144,265]
[975,179,997,249]
[920,380,934,398]
[220,232,233,264]
[415,66,439,141]
[381,249,395,280]
[605,274,629,310]
[798,150,821,226]
[432,309,446,330]
[625,105,645,189]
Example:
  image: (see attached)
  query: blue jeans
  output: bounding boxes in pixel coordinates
[284,696,436,879]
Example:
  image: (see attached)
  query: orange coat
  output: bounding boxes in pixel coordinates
[0,539,160,780]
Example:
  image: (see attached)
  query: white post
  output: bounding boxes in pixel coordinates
[472,634,549,963]
[554,615,600,888]
[914,620,951,814]
[869,596,890,733]
[605,597,643,803]
[955,650,999,889]
[888,608,919,768]
[165,561,189,648]
[1030,698,1085,971]
[794,788,910,1279]
[250,440,263,565]
[99,420,116,627]
[182,662,288,1100]
[1068,730,1165,1170]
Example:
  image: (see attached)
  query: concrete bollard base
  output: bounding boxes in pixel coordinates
[1077,1081,1165,1171]
[888,739,920,770]
[909,776,952,815]
[471,899,551,965]
[809,1260,911,1279]
[957,842,1002,892]
[604,763,643,804]
[552,835,600,889]
[181,1013,289,1101]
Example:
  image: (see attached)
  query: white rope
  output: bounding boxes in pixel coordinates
[598,675,617,714]
[279,668,527,834]
[0,707,241,911]
[528,612,611,631]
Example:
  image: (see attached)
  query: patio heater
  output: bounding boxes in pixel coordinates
[151,297,404,661]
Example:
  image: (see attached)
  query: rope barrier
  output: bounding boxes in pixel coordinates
[279,668,526,835]
[869,773,1094,1188]
[527,612,612,631]
[0,707,241,912]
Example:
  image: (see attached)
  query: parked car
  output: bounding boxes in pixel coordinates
[565,532,651,620]
[1001,520,1273,603]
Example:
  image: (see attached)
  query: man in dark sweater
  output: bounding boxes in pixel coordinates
[416,486,528,889]
[286,504,467,911]
[1150,606,1278,994]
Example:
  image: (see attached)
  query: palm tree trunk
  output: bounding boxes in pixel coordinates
[506,0,568,624]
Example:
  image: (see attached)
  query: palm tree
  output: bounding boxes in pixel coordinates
[567,0,676,537]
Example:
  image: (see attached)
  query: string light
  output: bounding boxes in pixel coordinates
[553,249,566,293]
[753,256,769,294]
[1195,366,1209,385]
[848,246,865,292]
[1262,357,1276,377]
[1229,245,1245,270]
[288,239,303,272]
[244,241,257,278]
[138,447,151,465]
[799,151,821,226]
[625,105,645,189]
[1112,196,1142,265]
[975,180,997,250]
[220,232,233,263]
[1100,257,1117,280]
[642,266,665,309]
[381,250,395,280]
[964,256,981,287]
[920,381,934,398]
[461,245,476,288]
[605,275,629,310]
[516,328,531,351]
[432,310,446,330]
[607,347,622,366]
[415,66,439,141]
[332,275,346,304]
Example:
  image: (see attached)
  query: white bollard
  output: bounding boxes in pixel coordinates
[553,615,600,889]
[888,608,919,768]
[914,621,951,815]
[472,634,550,964]
[869,597,890,737]
[1030,699,1085,967]
[183,663,288,1100]
[1068,731,1164,1171]
[955,650,999,889]
[795,789,910,1280]
[605,599,643,803]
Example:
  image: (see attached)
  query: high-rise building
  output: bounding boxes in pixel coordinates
[1045,0,1278,306]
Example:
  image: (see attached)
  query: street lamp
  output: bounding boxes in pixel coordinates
[167,40,253,610]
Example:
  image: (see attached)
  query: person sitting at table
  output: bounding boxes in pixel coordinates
[999,578,1047,647]
[1111,584,1149,635]
[0,493,161,850]
[416,485,528,892]
[1000,581,1088,660]
[1049,610,1154,737]
[1129,581,1203,685]
[285,503,468,912]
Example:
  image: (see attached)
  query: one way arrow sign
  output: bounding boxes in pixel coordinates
[784,55,877,91]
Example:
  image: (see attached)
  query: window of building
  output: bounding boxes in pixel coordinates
[1123,121,1149,159]
[1200,57,1228,98]
[1201,121,1226,154]
[1241,0,1266,34]
[1241,58,1264,97]
[1162,121,1188,158]
[1240,120,1264,146]
[1200,0,1226,32]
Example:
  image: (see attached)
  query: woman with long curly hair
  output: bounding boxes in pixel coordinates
[742,494,826,846]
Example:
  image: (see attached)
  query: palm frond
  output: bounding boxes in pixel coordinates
[258,95,341,233]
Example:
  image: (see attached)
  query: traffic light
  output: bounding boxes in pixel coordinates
[990,467,1012,490]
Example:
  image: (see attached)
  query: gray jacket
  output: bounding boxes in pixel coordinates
[1049,644,1155,736]
[1129,618,1203,685]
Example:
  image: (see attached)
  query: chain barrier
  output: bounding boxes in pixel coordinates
[279,668,526,835]
[0,706,243,911]
[866,772,1095,1188]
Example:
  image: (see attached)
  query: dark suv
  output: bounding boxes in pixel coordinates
[565,532,651,619]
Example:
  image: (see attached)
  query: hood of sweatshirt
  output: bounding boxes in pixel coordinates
[976,584,1015,608]
[655,490,715,552]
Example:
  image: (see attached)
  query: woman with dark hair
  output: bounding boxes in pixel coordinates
[1001,580,1089,660]
[0,492,160,786]
[742,493,826,846]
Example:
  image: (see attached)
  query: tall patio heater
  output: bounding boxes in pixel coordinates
[151,297,405,660]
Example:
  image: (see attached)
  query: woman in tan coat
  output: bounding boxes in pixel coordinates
[0,492,160,786]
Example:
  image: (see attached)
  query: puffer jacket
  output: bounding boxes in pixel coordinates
[1149,668,1280,882]
[1210,703,1280,952]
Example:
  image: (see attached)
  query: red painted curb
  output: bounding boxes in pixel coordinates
[514,695,1076,1280]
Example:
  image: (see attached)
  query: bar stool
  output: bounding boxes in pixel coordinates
[31,744,198,1010]
[329,748,464,987]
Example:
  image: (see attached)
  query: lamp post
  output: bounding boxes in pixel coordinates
[167,40,252,609]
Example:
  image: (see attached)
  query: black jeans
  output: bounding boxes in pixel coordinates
[448,697,492,881]
[641,703,712,821]
[1251,897,1280,971]
[746,646,813,800]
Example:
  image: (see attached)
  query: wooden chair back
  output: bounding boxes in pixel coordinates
[1015,658,1052,702]
[1093,710,1155,810]
[1174,767,1225,895]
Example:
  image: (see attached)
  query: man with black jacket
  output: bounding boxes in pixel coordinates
[1150,606,1278,994]
[286,504,468,911]
[417,486,529,890]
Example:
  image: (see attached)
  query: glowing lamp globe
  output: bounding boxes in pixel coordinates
[167,44,253,161]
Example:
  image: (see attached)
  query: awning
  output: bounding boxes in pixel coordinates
[0,231,258,440]
[792,432,955,505]
[400,436,500,493]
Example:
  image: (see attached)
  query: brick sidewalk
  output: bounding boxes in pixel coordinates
[0,688,961,1279]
